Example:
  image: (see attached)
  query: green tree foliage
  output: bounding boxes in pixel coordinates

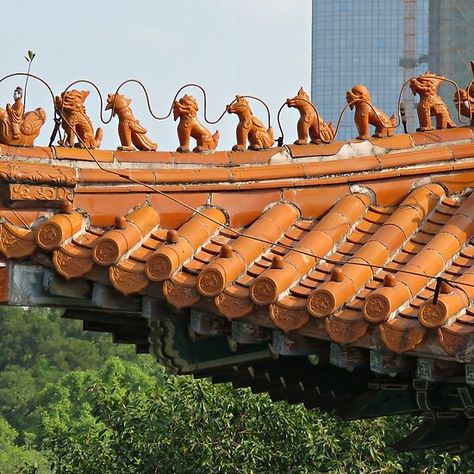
[0,306,138,441]
[37,358,471,474]
[0,416,49,474]
[0,306,473,473]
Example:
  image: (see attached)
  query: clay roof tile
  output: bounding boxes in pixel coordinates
[93,206,160,266]
[3,129,474,361]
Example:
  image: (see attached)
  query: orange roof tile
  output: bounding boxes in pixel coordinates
[1,126,474,361]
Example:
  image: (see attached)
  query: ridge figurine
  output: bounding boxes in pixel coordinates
[226,95,274,151]
[55,90,103,149]
[346,84,396,140]
[106,93,157,151]
[410,72,456,131]
[173,95,219,153]
[454,88,474,123]
[453,61,474,124]
[286,87,335,144]
[0,86,46,146]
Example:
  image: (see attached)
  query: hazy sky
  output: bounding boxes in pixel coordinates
[0,0,312,150]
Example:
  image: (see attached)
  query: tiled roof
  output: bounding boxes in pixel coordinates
[2,126,474,361]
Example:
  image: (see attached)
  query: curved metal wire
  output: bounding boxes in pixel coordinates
[0,72,65,147]
[165,83,227,124]
[279,76,474,144]
[328,98,397,142]
[59,79,113,124]
[443,77,473,124]
[112,79,271,128]
[111,81,228,124]
[0,75,273,146]
[395,78,414,129]
[277,95,402,147]
[395,76,473,131]
[3,72,474,293]
[110,80,272,129]
[57,106,474,294]
[0,72,57,107]
[466,77,474,122]
[227,95,272,129]
[111,79,188,121]
[276,98,331,145]
[2,71,473,151]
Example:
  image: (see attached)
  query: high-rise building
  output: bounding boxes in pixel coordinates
[311,0,474,140]
[429,0,474,104]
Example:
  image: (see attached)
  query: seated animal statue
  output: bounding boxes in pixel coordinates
[55,90,103,149]
[226,95,274,151]
[409,72,456,131]
[173,95,219,153]
[454,87,474,122]
[286,87,335,144]
[453,61,474,123]
[346,85,396,140]
[106,93,157,151]
[0,86,46,146]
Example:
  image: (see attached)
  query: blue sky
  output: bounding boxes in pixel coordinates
[0,0,312,150]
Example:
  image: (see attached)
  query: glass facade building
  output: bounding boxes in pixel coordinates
[311,0,474,140]
[429,0,474,104]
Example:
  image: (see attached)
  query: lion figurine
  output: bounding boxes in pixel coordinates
[346,85,396,140]
[409,72,456,131]
[226,95,274,151]
[55,90,103,149]
[286,87,335,144]
[173,95,219,153]
[453,61,474,123]
[106,93,157,151]
[454,87,474,121]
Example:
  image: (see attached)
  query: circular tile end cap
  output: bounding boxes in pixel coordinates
[419,300,448,328]
[36,222,63,250]
[92,238,120,266]
[196,268,226,297]
[307,289,336,318]
[250,277,278,305]
[363,294,391,323]
[145,253,174,281]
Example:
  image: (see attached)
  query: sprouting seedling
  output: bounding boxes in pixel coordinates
[23,50,36,109]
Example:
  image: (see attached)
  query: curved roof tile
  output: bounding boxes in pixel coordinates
[2,127,474,360]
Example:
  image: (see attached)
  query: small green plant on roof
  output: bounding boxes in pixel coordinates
[23,50,36,109]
